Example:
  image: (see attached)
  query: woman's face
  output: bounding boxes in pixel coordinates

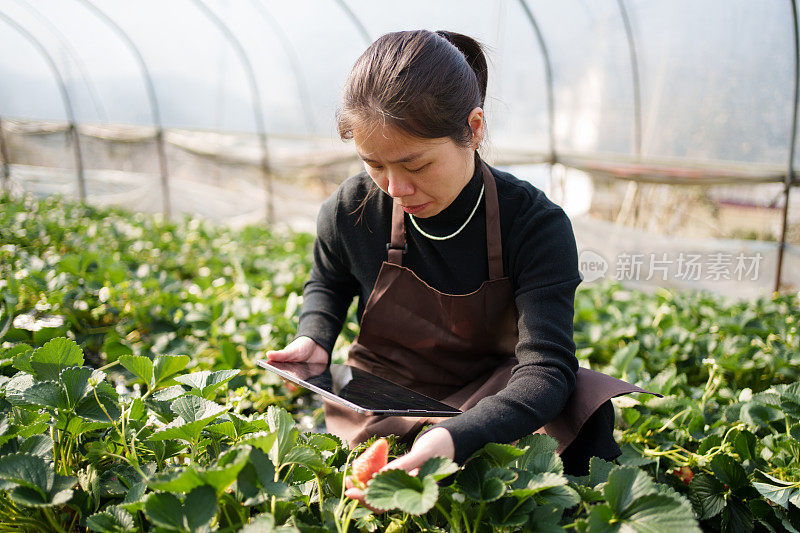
[353,108,483,218]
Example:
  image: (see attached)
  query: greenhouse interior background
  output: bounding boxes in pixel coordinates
[2,2,800,531]
[1,0,798,298]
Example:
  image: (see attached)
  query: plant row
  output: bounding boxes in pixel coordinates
[1,193,799,531]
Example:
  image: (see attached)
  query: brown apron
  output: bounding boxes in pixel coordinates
[323,157,655,454]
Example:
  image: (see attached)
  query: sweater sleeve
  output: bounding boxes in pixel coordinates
[429,206,582,464]
[295,188,360,359]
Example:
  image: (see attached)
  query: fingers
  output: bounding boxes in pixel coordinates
[266,345,309,363]
[344,486,361,499]
[266,337,322,363]
[345,474,388,513]
[344,486,387,514]
[265,349,294,362]
[381,453,419,474]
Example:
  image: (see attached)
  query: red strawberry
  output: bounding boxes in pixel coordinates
[351,438,389,487]
[673,466,694,486]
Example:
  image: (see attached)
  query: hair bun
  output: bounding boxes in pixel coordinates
[435,30,488,106]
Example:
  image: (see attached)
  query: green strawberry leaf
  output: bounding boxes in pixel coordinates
[144,491,184,530]
[9,485,73,508]
[153,355,191,389]
[303,433,343,453]
[527,451,564,476]
[266,406,298,467]
[710,454,748,491]
[119,481,148,512]
[536,484,581,509]
[2,373,35,407]
[778,382,800,419]
[689,473,726,519]
[120,354,189,393]
[282,445,329,474]
[602,466,658,514]
[417,455,459,481]
[150,446,250,495]
[170,395,227,423]
[74,382,120,422]
[509,471,567,498]
[60,366,104,407]
[151,385,186,402]
[523,503,564,532]
[28,338,83,381]
[0,452,50,496]
[184,484,218,531]
[486,497,537,528]
[17,434,54,459]
[614,494,701,532]
[150,396,227,443]
[752,470,800,509]
[22,381,68,410]
[144,485,217,532]
[174,369,239,399]
[86,505,136,532]
[240,513,300,532]
[365,468,438,515]
[119,355,154,389]
[8,344,33,374]
[238,447,290,503]
[515,434,559,471]
[456,457,507,502]
[481,442,526,466]
[589,456,615,488]
[0,452,76,508]
[722,498,754,532]
[740,402,783,428]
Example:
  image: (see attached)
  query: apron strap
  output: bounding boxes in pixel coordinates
[386,152,504,279]
[480,159,505,280]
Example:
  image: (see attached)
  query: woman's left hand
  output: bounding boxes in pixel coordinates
[344,427,455,512]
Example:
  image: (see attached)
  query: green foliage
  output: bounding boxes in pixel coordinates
[1,194,799,531]
[366,468,440,514]
[144,484,218,532]
[0,452,76,508]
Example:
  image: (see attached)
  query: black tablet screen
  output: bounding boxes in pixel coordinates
[256,361,461,417]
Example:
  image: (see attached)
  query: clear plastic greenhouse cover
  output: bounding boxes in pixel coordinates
[0,0,798,296]
[2,0,797,163]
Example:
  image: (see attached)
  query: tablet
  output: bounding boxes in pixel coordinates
[256,360,462,417]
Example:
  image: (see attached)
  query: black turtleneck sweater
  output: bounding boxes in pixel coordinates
[295,151,583,464]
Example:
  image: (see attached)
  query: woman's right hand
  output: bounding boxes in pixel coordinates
[265,336,330,366]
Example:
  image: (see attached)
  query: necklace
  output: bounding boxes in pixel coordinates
[409,184,484,241]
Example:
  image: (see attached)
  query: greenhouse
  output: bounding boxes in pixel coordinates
[0,1,799,531]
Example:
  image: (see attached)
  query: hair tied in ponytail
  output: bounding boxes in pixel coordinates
[434,30,488,107]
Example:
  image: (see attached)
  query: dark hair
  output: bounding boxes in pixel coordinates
[336,29,490,223]
[337,29,488,147]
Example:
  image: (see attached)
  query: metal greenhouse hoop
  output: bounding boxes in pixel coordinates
[0,9,85,200]
[15,0,108,123]
[190,0,274,224]
[77,0,173,219]
[775,0,799,293]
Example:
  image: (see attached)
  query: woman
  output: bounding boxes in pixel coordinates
[266,30,650,495]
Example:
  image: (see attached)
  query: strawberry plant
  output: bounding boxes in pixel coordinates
[1,192,799,531]
[0,338,703,531]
